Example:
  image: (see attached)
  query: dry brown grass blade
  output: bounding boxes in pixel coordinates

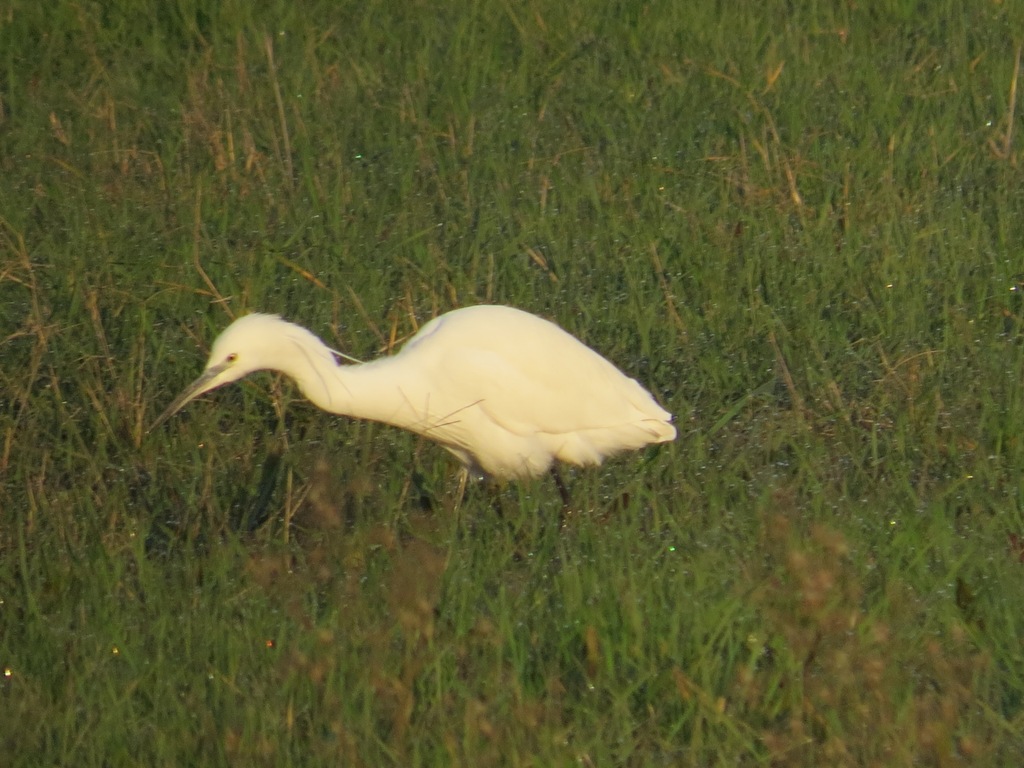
[525,245,559,283]
[264,34,294,187]
[768,328,806,418]
[83,287,116,379]
[649,243,687,341]
[191,186,233,314]
[989,43,1021,161]
[705,66,804,209]
[345,285,387,349]
[0,219,52,473]
[276,255,328,290]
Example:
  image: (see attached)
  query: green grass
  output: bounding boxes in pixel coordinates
[3,0,1024,764]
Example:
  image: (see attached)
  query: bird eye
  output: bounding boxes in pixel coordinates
[226,353,238,363]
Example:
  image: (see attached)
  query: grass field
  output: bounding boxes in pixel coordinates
[3,0,1024,764]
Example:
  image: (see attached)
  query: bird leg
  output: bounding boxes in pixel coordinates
[452,467,469,513]
[453,466,573,527]
[550,466,574,527]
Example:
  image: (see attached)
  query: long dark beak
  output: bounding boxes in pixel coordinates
[149,362,230,432]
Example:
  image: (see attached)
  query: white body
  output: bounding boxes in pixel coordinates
[155,305,676,479]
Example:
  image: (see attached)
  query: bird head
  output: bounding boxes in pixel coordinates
[150,313,304,430]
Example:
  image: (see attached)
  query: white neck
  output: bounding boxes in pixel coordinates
[272,334,433,436]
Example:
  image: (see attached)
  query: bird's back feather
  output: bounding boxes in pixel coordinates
[387,305,675,476]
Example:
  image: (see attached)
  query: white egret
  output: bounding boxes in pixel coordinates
[152,305,675,496]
